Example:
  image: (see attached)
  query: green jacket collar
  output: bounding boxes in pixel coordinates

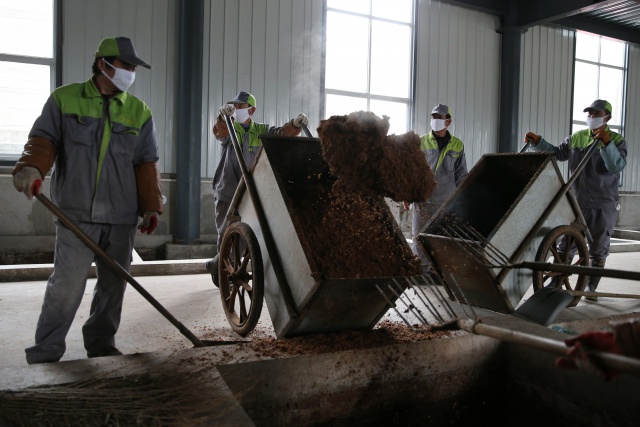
[85,77,129,105]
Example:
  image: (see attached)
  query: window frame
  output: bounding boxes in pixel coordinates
[571,31,628,137]
[0,0,60,166]
[323,0,416,133]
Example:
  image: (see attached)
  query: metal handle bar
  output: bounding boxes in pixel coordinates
[223,114,299,318]
[35,193,206,348]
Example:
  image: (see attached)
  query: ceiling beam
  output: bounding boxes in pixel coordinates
[556,15,640,45]
[515,0,625,28]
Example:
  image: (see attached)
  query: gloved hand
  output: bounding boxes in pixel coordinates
[292,112,309,128]
[524,132,541,146]
[555,331,621,381]
[13,166,43,200]
[219,104,236,117]
[593,129,611,146]
[138,212,159,234]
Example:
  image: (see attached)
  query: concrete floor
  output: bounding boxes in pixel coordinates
[0,252,639,368]
[1,252,639,426]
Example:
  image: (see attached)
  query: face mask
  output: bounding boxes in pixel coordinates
[102,59,135,92]
[235,107,252,123]
[431,118,447,132]
[586,116,605,130]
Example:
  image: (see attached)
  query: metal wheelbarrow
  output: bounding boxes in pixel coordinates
[416,142,604,314]
[217,115,420,338]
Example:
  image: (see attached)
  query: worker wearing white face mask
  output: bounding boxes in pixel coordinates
[206,91,309,286]
[406,104,468,274]
[524,99,627,301]
[12,37,163,364]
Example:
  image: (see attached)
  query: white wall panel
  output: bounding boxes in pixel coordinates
[203,0,324,179]
[62,0,177,174]
[414,0,501,169]
[519,26,574,151]
[623,44,640,192]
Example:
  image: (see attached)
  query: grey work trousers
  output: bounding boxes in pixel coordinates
[25,220,136,364]
[558,206,618,264]
[214,196,231,250]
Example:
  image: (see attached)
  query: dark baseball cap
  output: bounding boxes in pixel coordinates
[95,37,151,69]
[431,103,452,118]
[583,99,612,115]
[228,91,256,107]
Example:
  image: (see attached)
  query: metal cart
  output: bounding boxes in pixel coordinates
[216,116,419,338]
[417,146,602,314]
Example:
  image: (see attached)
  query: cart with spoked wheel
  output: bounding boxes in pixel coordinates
[416,142,602,314]
[215,115,420,338]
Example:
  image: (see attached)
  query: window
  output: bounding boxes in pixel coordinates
[572,31,627,135]
[324,0,414,135]
[0,0,56,162]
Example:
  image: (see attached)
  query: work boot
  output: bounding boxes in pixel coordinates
[585,260,606,301]
[206,255,220,288]
[87,346,123,358]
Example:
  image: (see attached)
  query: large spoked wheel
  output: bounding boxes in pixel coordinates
[219,222,264,336]
[533,225,589,307]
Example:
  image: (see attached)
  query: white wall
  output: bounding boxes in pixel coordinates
[2,0,639,243]
[624,44,640,192]
[414,0,502,169]
[202,0,324,179]
[62,0,178,175]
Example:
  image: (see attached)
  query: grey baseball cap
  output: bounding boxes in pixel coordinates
[95,37,151,69]
[583,99,612,115]
[431,104,452,118]
[228,91,256,107]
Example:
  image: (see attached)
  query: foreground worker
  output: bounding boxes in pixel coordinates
[556,317,640,381]
[406,104,468,274]
[525,99,627,301]
[12,37,163,364]
[206,91,308,286]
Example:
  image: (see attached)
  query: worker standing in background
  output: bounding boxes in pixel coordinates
[205,91,308,286]
[12,37,163,364]
[524,99,627,301]
[406,104,468,274]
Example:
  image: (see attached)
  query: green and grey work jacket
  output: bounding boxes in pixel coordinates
[419,131,468,205]
[213,120,284,202]
[28,78,159,225]
[532,126,627,209]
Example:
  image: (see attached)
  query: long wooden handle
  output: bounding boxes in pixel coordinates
[35,193,206,348]
[458,319,640,378]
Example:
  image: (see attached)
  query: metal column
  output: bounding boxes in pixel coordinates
[175,0,204,244]
[498,26,525,153]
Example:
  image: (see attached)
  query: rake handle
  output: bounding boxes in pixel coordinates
[458,319,640,378]
[35,193,207,348]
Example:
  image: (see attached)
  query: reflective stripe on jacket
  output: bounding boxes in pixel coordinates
[533,126,627,209]
[28,78,159,225]
[419,132,468,205]
[212,120,283,202]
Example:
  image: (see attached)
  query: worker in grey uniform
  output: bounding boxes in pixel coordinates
[205,91,308,286]
[524,99,627,301]
[406,104,468,274]
[12,37,163,364]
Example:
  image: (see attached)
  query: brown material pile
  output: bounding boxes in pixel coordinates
[317,111,436,202]
[285,111,435,279]
[289,180,421,278]
[201,321,456,360]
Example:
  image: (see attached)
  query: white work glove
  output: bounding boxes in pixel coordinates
[219,104,236,117]
[138,212,159,234]
[292,112,309,128]
[13,166,43,201]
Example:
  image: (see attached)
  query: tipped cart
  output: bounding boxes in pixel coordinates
[216,117,419,338]
[417,149,598,314]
